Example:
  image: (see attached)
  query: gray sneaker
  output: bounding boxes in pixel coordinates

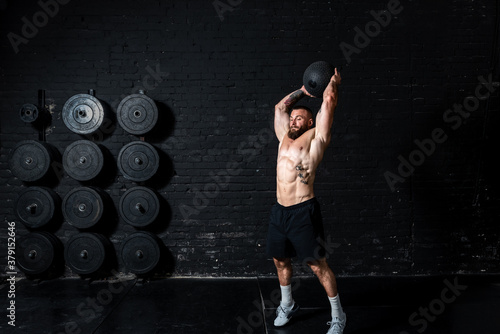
[326,311,346,334]
[274,302,300,327]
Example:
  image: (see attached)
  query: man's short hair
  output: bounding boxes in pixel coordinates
[291,105,313,119]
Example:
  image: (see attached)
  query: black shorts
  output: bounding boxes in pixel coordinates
[266,198,326,261]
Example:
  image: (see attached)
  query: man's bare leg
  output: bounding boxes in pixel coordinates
[308,258,338,297]
[273,257,293,286]
[309,258,346,328]
[272,257,300,326]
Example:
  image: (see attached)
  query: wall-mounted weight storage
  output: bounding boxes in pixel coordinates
[65,233,111,275]
[15,187,61,229]
[62,187,109,229]
[117,141,159,182]
[19,103,39,123]
[19,90,50,128]
[119,186,160,228]
[8,140,59,182]
[120,231,162,275]
[117,91,158,135]
[62,90,104,135]
[16,232,63,276]
[63,140,104,181]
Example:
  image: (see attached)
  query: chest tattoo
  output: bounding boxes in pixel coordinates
[296,165,309,184]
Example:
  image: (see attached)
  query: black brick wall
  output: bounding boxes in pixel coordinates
[0,0,499,278]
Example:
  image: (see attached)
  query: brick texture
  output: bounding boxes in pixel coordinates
[0,0,499,278]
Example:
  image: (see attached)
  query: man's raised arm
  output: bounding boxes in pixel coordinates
[274,86,311,141]
[314,68,341,148]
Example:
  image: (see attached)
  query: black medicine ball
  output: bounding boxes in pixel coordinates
[302,61,335,97]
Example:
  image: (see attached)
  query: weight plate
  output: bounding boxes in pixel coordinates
[63,140,104,181]
[119,187,160,227]
[16,232,61,275]
[117,93,158,135]
[62,93,104,134]
[15,187,60,229]
[65,233,108,275]
[121,232,161,275]
[117,141,159,182]
[8,140,54,182]
[19,103,39,123]
[62,187,105,229]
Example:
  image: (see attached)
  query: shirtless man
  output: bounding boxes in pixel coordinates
[266,68,346,334]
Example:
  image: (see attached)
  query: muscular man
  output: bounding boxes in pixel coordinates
[266,68,346,334]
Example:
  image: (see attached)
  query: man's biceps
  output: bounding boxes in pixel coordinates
[275,126,287,140]
[315,131,331,146]
[274,129,282,141]
[315,111,332,127]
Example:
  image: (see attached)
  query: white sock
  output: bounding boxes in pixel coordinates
[328,294,343,319]
[280,284,293,308]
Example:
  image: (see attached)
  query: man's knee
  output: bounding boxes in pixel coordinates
[307,258,329,275]
[273,257,291,269]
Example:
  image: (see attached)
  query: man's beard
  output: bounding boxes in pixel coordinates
[287,126,307,140]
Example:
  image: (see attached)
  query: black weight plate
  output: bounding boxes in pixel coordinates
[121,232,161,275]
[62,187,104,229]
[16,232,60,275]
[117,141,159,182]
[119,187,160,227]
[65,233,108,275]
[117,93,158,135]
[63,140,104,181]
[62,93,104,134]
[15,187,60,229]
[8,140,53,182]
[19,103,39,123]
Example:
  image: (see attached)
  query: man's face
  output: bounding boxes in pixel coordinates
[288,109,312,139]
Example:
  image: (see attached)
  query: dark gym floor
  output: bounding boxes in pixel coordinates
[1,274,499,334]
